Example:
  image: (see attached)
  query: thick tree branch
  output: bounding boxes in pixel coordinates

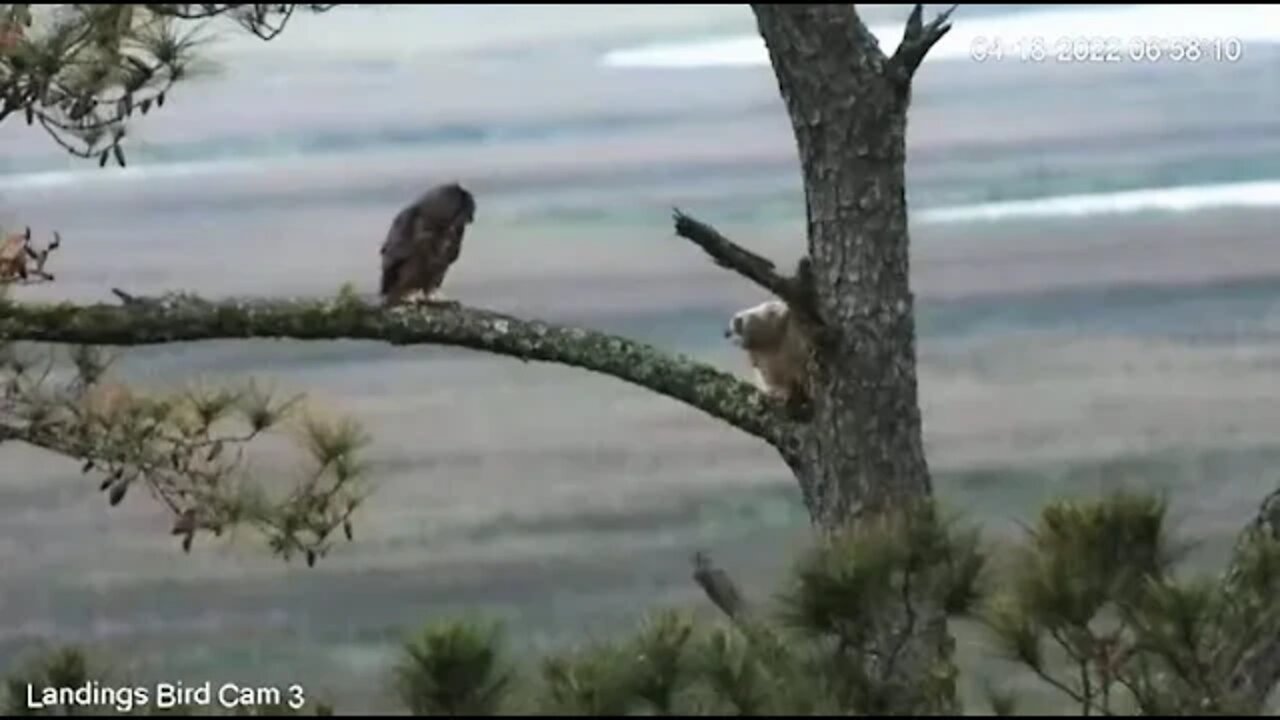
[672,209,812,316]
[0,293,799,455]
[889,4,958,81]
[752,5,886,73]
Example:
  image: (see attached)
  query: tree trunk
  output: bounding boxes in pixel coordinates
[753,4,955,714]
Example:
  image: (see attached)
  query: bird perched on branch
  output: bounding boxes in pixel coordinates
[379,182,477,307]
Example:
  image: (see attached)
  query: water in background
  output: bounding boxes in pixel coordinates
[2,3,1280,712]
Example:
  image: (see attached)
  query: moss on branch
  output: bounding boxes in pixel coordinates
[0,292,794,451]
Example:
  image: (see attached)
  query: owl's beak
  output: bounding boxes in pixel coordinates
[723,328,733,338]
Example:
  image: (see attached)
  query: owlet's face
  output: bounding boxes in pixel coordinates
[725,312,748,346]
[725,303,787,350]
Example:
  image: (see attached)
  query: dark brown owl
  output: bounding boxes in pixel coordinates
[379,182,477,306]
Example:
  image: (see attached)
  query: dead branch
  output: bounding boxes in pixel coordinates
[672,209,813,317]
[692,550,750,621]
[889,4,958,81]
[0,292,800,454]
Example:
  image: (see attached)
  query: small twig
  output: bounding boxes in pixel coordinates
[249,3,295,41]
[1047,626,1113,717]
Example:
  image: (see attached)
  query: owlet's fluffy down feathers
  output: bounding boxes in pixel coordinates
[726,299,813,403]
[379,182,477,306]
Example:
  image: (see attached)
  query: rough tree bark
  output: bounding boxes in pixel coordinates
[1219,487,1280,712]
[750,5,958,713]
[751,3,932,523]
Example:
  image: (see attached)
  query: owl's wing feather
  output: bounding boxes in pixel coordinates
[443,220,466,264]
[411,221,464,295]
[379,205,418,297]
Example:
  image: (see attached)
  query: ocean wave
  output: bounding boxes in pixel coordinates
[0,158,258,191]
[600,4,1280,68]
[917,179,1280,224]
[918,274,1280,344]
[0,106,781,185]
[3,146,1276,232]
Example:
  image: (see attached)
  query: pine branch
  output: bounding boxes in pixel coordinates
[144,4,336,40]
[0,292,798,454]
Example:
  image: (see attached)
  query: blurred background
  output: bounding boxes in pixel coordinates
[1,3,1279,712]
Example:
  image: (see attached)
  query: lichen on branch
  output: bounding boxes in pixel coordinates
[0,289,797,452]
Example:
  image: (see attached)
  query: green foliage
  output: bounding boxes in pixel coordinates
[393,619,513,716]
[0,4,333,163]
[3,646,105,716]
[1,215,369,566]
[1,271,364,572]
[0,332,371,563]
[538,639,645,715]
[624,610,696,713]
[377,492,1280,716]
[688,624,778,715]
[773,500,984,713]
[980,490,1280,716]
[782,501,984,637]
[385,505,983,717]
[7,490,1280,715]
[0,6,365,568]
